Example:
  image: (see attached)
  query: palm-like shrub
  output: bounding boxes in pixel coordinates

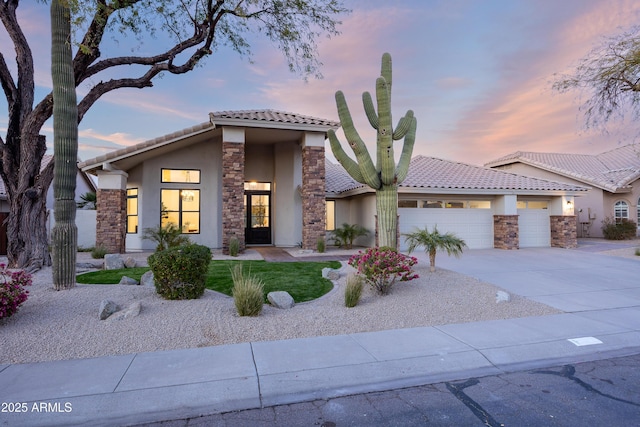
[76,192,97,210]
[403,226,466,272]
[331,223,369,249]
[142,223,191,252]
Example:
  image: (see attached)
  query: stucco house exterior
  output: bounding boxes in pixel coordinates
[327,155,588,250]
[485,145,640,238]
[79,110,589,253]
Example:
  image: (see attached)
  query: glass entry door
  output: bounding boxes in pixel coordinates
[244,182,271,245]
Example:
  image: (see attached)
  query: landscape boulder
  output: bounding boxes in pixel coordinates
[107,302,141,321]
[140,271,155,287]
[322,267,340,281]
[99,300,120,320]
[118,276,139,286]
[104,254,124,270]
[267,291,295,309]
[123,257,137,268]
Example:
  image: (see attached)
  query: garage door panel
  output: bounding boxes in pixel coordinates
[399,209,493,250]
[518,209,550,247]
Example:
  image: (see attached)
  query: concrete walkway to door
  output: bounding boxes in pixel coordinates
[251,246,352,262]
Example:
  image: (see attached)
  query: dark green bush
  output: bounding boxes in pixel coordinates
[148,244,212,300]
[601,217,637,240]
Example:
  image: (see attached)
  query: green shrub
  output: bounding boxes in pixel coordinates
[316,236,326,253]
[229,237,240,257]
[635,248,640,256]
[230,264,264,316]
[148,244,212,300]
[344,273,363,308]
[601,217,637,240]
[142,223,191,252]
[331,223,369,249]
[348,247,419,295]
[91,245,108,259]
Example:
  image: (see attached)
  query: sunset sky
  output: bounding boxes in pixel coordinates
[2,0,640,166]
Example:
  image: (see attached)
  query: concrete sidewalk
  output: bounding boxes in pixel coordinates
[1,247,640,426]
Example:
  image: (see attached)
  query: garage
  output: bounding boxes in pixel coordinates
[518,201,551,247]
[398,202,494,250]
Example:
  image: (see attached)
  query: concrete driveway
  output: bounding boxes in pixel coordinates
[435,244,640,313]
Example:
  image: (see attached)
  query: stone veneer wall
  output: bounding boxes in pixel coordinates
[301,146,326,249]
[550,215,577,248]
[222,141,245,254]
[494,215,519,250]
[96,189,126,253]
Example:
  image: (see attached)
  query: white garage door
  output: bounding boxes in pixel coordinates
[398,208,494,250]
[518,209,550,247]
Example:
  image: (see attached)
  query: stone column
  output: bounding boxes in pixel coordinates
[96,170,128,253]
[550,215,577,248]
[301,133,326,250]
[494,215,519,250]
[222,128,245,254]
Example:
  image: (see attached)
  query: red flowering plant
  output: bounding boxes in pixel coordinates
[0,264,32,320]
[348,247,419,295]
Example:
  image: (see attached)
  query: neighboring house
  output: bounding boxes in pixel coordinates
[327,156,589,250]
[0,154,97,254]
[80,109,590,253]
[485,145,640,238]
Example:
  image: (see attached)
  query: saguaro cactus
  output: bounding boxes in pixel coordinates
[328,53,417,249]
[51,0,78,290]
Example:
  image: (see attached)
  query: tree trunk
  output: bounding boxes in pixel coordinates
[7,188,51,273]
[429,248,436,272]
[50,0,78,290]
[376,184,398,249]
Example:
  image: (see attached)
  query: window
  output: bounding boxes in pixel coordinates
[398,200,418,208]
[326,200,336,231]
[423,200,443,208]
[518,200,548,209]
[126,188,138,233]
[161,169,200,184]
[469,201,491,209]
[161,189,200,233]
[445,201,465,209]
[244,182,271,191]
[614,200,629,224]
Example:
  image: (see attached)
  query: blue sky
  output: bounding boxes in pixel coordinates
[2,0,640,165]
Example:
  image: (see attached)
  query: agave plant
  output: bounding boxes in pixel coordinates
[403,226,466,272]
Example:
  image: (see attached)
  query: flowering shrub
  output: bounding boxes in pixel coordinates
[348,247,419,295]
[0,264,32,320]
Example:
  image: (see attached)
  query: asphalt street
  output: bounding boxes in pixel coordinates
[136,352,640,426]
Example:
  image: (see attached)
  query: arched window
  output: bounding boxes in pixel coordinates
[614,200,629,224]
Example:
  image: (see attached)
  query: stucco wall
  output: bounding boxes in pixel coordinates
[273,142,303,247]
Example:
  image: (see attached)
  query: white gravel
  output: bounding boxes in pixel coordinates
[0,250,562,365]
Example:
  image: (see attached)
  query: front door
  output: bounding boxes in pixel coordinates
[245,191,271,245]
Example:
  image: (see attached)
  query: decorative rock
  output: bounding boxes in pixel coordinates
[123,257,137,268]
[107,302,141,321]
[99,300,120,320]
[140,271,155,287]
[322,267,340,280]
[104,254,124,270]
[267,291,295,309]
[118,276,139,286]
[496,290,511,303]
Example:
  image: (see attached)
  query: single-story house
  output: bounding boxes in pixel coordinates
[0,155,96,254]
[485,145,640,238]
[78,110,589,253]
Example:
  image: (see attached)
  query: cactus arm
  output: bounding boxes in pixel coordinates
[335,91,381,189]
[362,91,378,130]
[393,110,414,140]
[395,116,417,184]
[328,129,365,183]
[376,76,395,186]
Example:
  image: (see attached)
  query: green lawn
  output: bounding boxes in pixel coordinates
[76,260,341,303]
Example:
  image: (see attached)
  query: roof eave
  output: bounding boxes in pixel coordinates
[210,116,339,133]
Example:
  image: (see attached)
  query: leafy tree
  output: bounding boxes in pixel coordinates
[403,226,466,272]
[328,53,417,249]
[0,0,348,270]
[50,0,78,288]
[553,25,640,131]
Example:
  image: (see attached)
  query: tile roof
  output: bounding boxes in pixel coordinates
[484,144,640,192]
[326,155,589,194]
[210,110,339,127]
